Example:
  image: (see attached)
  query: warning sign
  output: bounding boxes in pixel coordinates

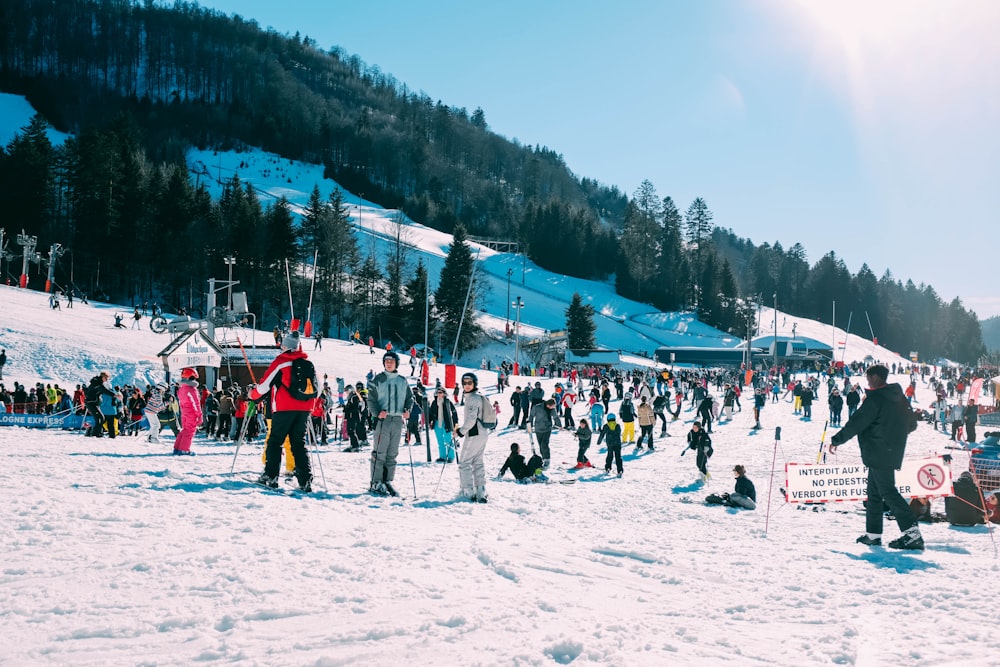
[784,456,952,504]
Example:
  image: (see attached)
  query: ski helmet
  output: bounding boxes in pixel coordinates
[607,414,616,422]
[461,372,478,390]
[281,330,301,351]
[383,350,400,365]
[180,367,199,380]
[156,382,169,392]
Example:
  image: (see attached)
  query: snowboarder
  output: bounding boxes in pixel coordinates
[706,464,757,509]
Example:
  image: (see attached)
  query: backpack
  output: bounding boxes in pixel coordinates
[280,357,319,401]
[478,394,497,431]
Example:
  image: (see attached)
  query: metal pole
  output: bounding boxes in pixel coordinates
[506,268,512,323]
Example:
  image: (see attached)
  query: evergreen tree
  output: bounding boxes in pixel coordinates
[433,223,481,359]
[565,292,597,350]
[684,197,714,292]
[402,259,431,345]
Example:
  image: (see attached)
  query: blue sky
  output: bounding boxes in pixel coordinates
[199,0,1000,318]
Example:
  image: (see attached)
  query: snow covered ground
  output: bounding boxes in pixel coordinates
[2,284,999,666]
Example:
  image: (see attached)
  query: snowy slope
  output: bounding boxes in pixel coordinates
[1,284,999,666]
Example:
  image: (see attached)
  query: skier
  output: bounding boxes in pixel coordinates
[365,350,413,496]
[597,414,624,477]
[454,372,491,502]
[251,331,316,491]
[173,368,201,455]
[828,364,924,550]
[84,372,115,437]
[572,418,593,469]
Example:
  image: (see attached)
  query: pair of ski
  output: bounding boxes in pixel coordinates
[247,476,311,495]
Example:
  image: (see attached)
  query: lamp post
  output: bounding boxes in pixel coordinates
[223,255,236,310]
[512,296,524,371]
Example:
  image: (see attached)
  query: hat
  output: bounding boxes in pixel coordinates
[282,331,301,351]
[461,372,478,390]
[607,414,616,421]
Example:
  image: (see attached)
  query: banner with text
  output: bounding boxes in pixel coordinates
[784,456,952,503]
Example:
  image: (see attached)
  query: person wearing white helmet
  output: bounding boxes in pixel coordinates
[454,372,491,503]
[365,350,413,496]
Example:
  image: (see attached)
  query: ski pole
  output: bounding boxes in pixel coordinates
[406,419,418,499]
[306,417,328,491]
[369,417,387,491]
[764,426,781,537]
[229,336,259,473]
[814,420,829,464]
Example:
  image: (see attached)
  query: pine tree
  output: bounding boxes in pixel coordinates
[565,292,597,350]
[433,223,481,359]
[684,197,714,300]
[402,259,431,345]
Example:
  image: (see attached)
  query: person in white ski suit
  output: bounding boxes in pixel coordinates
[454,372,490,503]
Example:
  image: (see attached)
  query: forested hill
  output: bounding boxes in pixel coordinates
[0,0,987,363]
[0,0,626,243]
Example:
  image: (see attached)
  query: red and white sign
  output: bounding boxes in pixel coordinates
[784,456,952,504]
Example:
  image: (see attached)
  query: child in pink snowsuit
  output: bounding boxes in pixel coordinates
[174,368,202,455]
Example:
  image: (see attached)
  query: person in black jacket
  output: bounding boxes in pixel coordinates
[508,386,522,426]
[427,386,459,462]
[706,464,757,509]
[845,385,861,418]
[496,442,544,482]
[828,388,844,427]
[597,414,624,477]
[829,364,924,550]
[686,421,713,481]
[84,372,115,437]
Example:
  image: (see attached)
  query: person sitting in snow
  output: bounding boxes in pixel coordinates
[496,442,545,483]
[706,464,757,509]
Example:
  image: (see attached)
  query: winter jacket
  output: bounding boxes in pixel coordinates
[734,475,757,502]
[427,397,458,431]
[365,368,413,417]
[619,399,635,422]
[597,422,623,448]
[830,383,911,469]
[177,379,202,427]
[251,349,318,413]
[828,394,844,412]
[528,403,555,434]
[687,429,713,457]
[636,402,655,427]
[456,390,487,438]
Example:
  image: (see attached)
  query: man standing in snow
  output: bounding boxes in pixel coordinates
[828,364,923,550]
[0,348,5,380]
[251,332,316,492]
[366,350,413,496]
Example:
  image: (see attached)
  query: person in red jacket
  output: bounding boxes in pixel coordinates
[250,331,317,492]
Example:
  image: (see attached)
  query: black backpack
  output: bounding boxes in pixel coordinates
[280,357,319,401]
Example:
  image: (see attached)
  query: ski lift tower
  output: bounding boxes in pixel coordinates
[16,230,38,289]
